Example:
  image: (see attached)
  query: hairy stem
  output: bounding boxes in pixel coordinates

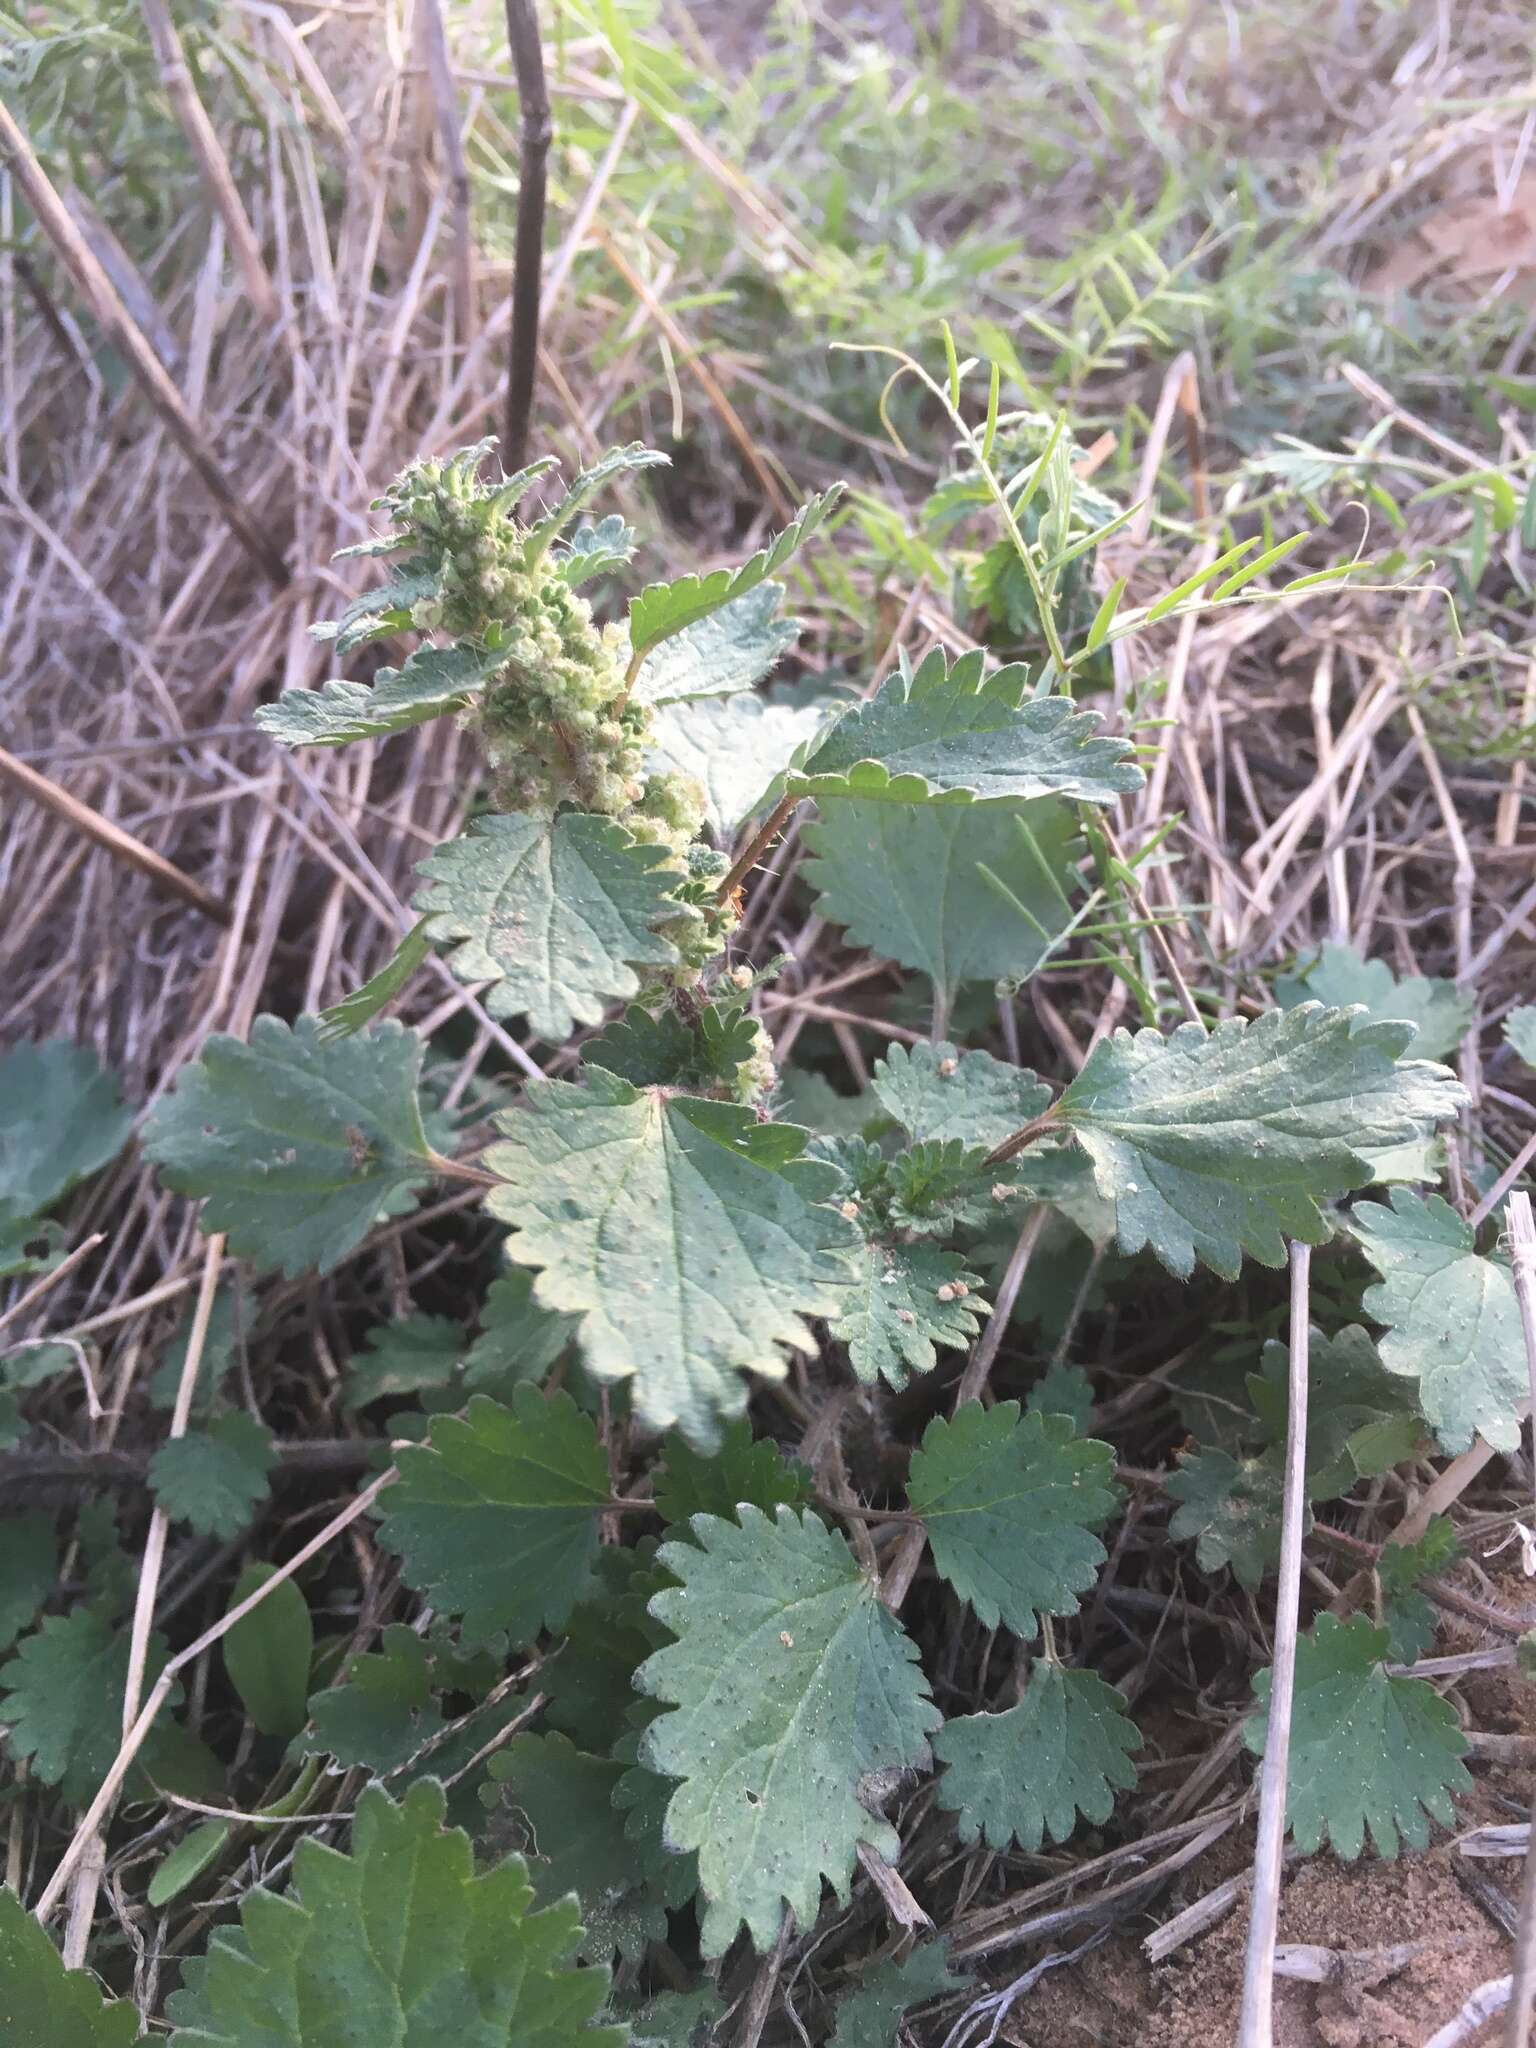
[502,0,550,469]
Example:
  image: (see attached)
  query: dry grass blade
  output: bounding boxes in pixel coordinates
[1505,1190,1536,2048]
[1238,1242,1312,2048]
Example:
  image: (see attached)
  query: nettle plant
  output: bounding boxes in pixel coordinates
[10,393,1531,2044]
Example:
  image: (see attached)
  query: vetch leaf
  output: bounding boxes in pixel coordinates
[654,1418,812,1528]
[1245,1614,1470,1857]
[149,1821,232,1910]
[638,1505,939,1954]
[0,1887,142,2045]
[804,797,1083,1003]
[785,649,1142,806]
[417,811,682,1041]
[378,1386,609,1643]
[1349,1188,1526,1453]
[1053,1006,1466,1280]
[906,1405,1118,1637]
[254,640,511,747]
[873,1041,1052,1151]
[1277,940,1473,1061]
[633,583,801,704]
[223,1564,314,1740]
[934,1664,1138,1851]
[165,1779,625,2047]
[627,489,843,658]
[150,1414,276,1540]
[143,1015,436,1278]
[1164,1447,1292,1588]
[828,1942,967,2048]
[832,1241,987,1389]
[647,692,829,833]
[484,1071,861,1447]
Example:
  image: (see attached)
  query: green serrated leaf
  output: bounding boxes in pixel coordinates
[310,562,437,658]
[557,514,636,586]
[1054,1006,1466,1280]
[1248,1323,1423,1499]
[1246,1614,1470,1857]
[934,1663,1138,1851]
[628,490,843,658]
[624,1985,723,2048]
[1507,1005,1536,1070]
[1276,940,1474,1061]
[417,811,682,1041]
[305,1626,445,1775]
[543,1548,670,1755]
[166,1780,625,2046]
[654,1418,812,1528]
[150,1414,276,1539]
[0,1606,169,1806]
[223,1564,313,1740]
[633,582,802,706]
[378,1386,608,1643]
[1349,1189,1526,1453]
[255,640,512,747]
[583,1002,758,1094]
[143,1016,435,1277]
[907,1404,1117,1636]
[1164,1447,1294,1588]
[0,1886,142,2044]
[1027,1362,1095,1432]
[804,797,1082,1003]
[523,444,668,562]
[346,1315,463,1409]
[484,1071,860,1447]
[785,649,1142,806]
[0,1513,56,1652]
[484,1732,672,1962]
[832,1241,986,1390]
[0,1038,133,1220]
[463,1268,579,1397]
[873,1041,1052,1151]
[828,1942,968,2048]
[148,1287,240,1410]
[648,691,829,833]
[638,1505,939,1954]
[317,919,435,1041]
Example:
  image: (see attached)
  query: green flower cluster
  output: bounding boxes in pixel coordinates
[378,447,710,858]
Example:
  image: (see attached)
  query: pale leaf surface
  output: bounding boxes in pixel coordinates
[628,490,843,657]
[648,692,828,832]
[906,1404,1118,1636]
[417,811,681,1041]
[638,1506,939,1954]
[832,1241,986,1390]
[255,641,511,747]
[485,1072,860,1446]
[1277,940,1473,1060]
[1349,1189,1526,1453]
[633,584,801,704]
[872,1041,1051,1151]
[1055,1006,1466,1279]
[934,1663,1138,1851]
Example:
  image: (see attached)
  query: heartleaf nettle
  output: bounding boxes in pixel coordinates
[80,428,1496,2040]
